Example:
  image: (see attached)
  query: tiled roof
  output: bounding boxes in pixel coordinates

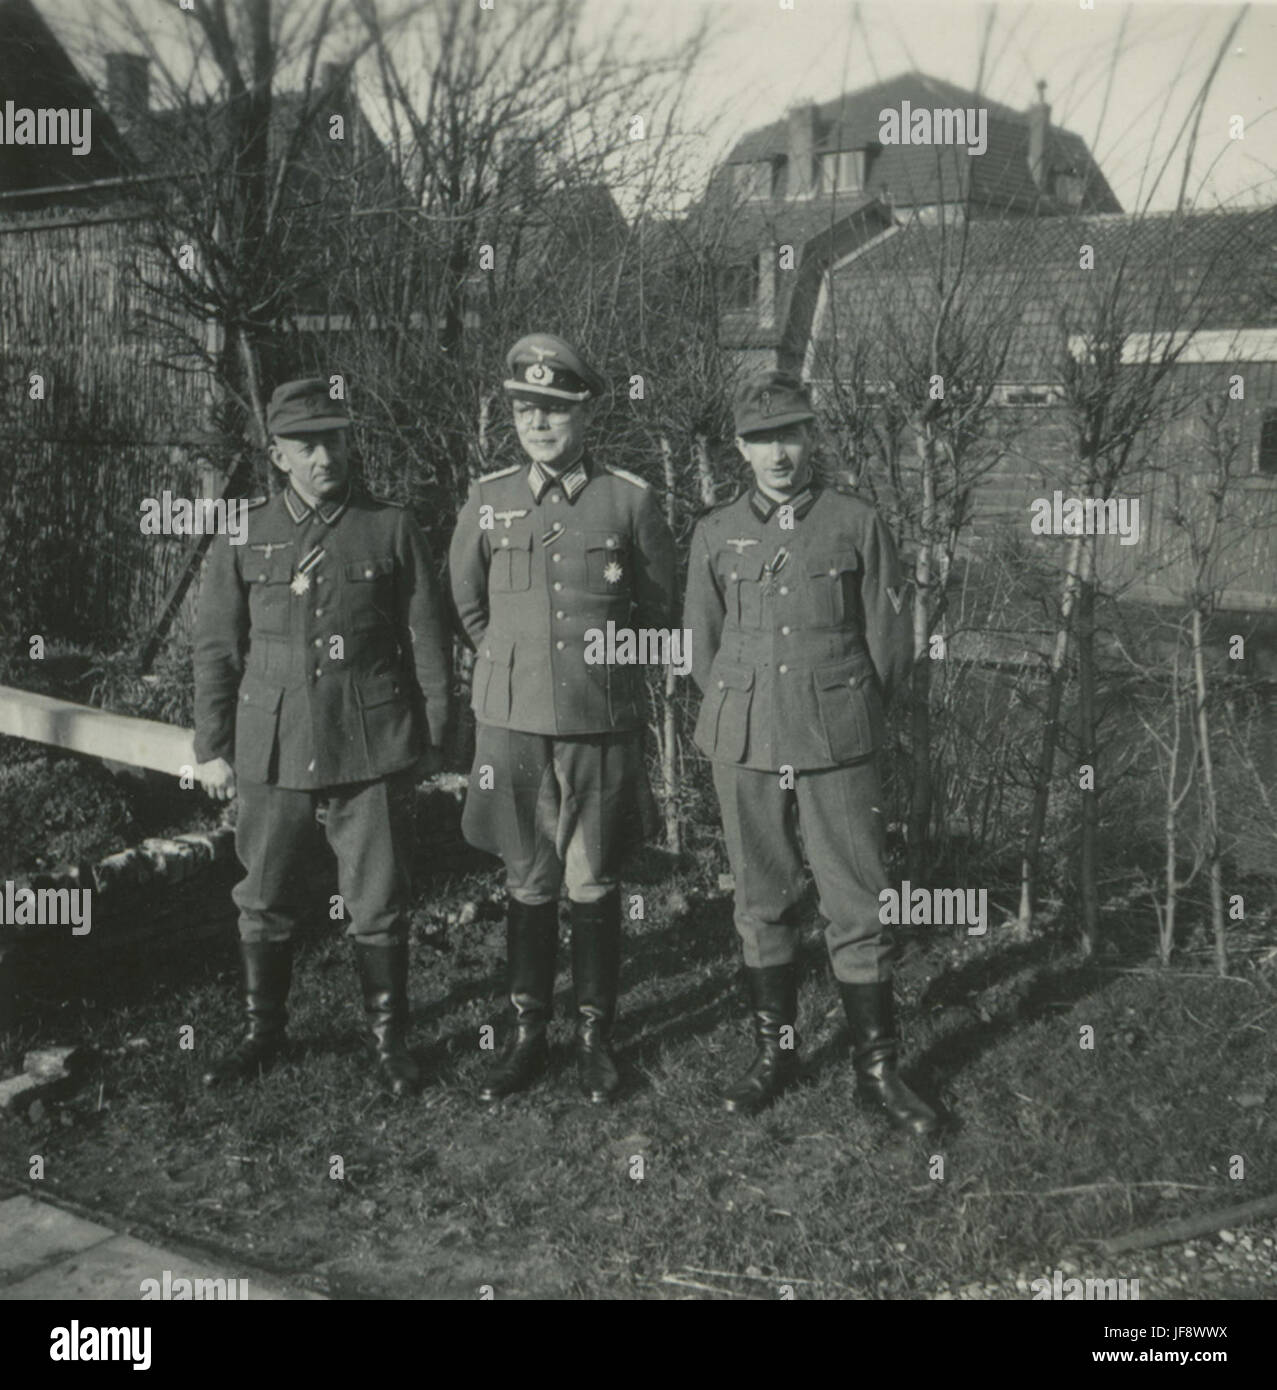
[724,70,1120,215]
[814,206,1277,381]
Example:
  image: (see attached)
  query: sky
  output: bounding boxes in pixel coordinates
[622,0,1277,213]
[40,0,1277,216]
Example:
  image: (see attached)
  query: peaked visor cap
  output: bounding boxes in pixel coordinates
[504,333,607,404]
[267,378,352,435]
[734,369,817,436]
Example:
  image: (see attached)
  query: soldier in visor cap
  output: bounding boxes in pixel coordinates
[683,369,939,1134]
[450,334,676,1104]
[193,378,452,1097]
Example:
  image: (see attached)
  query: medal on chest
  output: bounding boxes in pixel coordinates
[291,544,325,595]
[760,545,789,597]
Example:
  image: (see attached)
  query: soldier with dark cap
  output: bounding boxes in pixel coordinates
[193,378,452,1097]
[449,333,676,1104]
[683,368,939,1135]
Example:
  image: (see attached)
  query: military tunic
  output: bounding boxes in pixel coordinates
[683,480,913,984]
[449,454,677,903]
[193,484,452,945]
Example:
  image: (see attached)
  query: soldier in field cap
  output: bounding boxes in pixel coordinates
[449,333,677,1104]
[193,377,452,1098]
[682,368,939,1134]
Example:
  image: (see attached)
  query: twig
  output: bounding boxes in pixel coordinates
[1087,968,1254,984]
[654,1273,754,1299]
[681,1265,859,1293]
[1098,1192,1277,1256]
[915,1181,1212,1199]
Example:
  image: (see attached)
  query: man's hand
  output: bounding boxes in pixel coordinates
[411,746,445,782]
[196,757,237,801]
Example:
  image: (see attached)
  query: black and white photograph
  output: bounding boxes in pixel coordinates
[0,0,1273,1340]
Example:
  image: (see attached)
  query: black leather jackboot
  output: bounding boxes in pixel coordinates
[840,981,940,1136]
[202,940,293,1087]
[478,899,559,1102]
[354,940,421,1097]
[722,964,800,1115]
[570,891,622,1104]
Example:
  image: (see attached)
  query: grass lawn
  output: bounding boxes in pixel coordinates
[1,846,1274,1300]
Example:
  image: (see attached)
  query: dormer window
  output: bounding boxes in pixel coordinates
[1054,172,1084,207]
[816,150,864,195]
[719,259,760,311]
[732,158,787,200]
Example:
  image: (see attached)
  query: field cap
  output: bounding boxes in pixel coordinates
[734,369,816,436]
[267,378,352,435]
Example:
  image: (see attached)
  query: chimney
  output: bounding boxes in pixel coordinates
[322,62,350,104]
[106,52,149,124]
[1027,79,1050,190]
[786,102,817,199]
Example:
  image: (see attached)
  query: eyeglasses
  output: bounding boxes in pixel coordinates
[512,401,575,423]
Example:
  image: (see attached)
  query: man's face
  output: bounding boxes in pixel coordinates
[736,422,813,496]
[269,429,350,502]
[511,396,591,470]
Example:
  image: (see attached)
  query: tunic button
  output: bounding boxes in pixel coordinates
[553,582,562,591]
[552,553,562,563]
[779,585,789,595]
[717,679,725,688]
[257,572,267,581]
[313,637,322,648]
[779,664,789,674]
[730,571,739,581]
[549,492,561,503]
[606,537,616,548]
[556,610,565,619]
[364,567,374,578]
[848,676,859,688]
[781,625,791,635]
[313,666,322,678]
[500,537,510,547]
[316,576,324,584]
[484,648,491,658]
[315,607,324,617]
[828,567,838,577]
[556,640,565,650]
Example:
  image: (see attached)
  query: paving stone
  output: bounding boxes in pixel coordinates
[0,1195,113,1279]
[0,1233,319,1301]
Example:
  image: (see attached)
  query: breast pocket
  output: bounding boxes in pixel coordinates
[244,555,293,636]
[490,529,533,592]
[813,653,883,763]
[584,531,631,596]
[716,550,766,629]
[805,551,859,628]
[344,557,395,632]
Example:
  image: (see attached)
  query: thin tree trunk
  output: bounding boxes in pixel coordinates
[693,433,715,506]
[907,426,935,881]
[659,433,681,855]
[1159,636,1185,967]
[1017,532,1090,938]
[1077,560,1098,956]
[1191,605,1226,974]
